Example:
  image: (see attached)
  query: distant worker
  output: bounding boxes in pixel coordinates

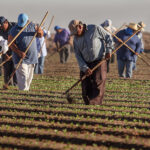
[8,13,43,91]
[132,21,146,71]
[0,36,9,76]
[68,20,113,105]
[54,25,71,64]
[35,29,51,74]
[114,23,142,78]
[0,16,17,86]
[101,19,116,72]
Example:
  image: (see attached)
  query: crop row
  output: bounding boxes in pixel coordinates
[1,97,150,115]
[0,123,150,150]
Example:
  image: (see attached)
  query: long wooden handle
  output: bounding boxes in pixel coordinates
[5,11,49,86]
[8,21,31,47]
[39,15,54,55]
[114,23,126,35]
[48,16,54,31]
[64,26,143,94]
[140,51,150,61]
[0,21,31,57]
[107,30,150,67]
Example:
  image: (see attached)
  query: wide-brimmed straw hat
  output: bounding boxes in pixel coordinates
[127,23,138,31]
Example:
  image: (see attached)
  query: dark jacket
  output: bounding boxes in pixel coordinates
[0,22,16,59]
[114,29,142,61]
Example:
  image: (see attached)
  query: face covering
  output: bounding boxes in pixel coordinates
[125,28,134,36]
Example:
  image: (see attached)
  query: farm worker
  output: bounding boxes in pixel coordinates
[114,23,142,78]
[68,20,113,105]
[35,28,51,74]
[0,36,9,76]
[0,16,17,85]
[101,19,116,72]
[54,25,71,64]
[8,13,43,91]
[132,21,146,71]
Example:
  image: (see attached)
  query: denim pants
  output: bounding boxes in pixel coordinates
[59,44,70,64]
[132,56,138,71]
[34,56,45,74]
[117,59,133,78]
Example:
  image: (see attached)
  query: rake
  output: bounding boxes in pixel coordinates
[107,29,150,67]
[3,11,49,90]
[38,15,54,56]
[64,26,144,104]
[0,21,31,65]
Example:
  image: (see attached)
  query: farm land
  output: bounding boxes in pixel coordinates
[0,32,150,150]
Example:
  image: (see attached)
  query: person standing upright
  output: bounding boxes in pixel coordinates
[114,23,142,78]
[35,29,50,74]
[101,19,116,72]
[8,13,43,91]
[0,16,17,85]
[132,22,145,71]
[68,20,113,105]
[54,26,71,64]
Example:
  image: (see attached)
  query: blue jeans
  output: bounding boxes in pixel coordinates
[117,59,133,78]
[132,56,138,71]
[59,44,70,64]
[34,56,45,74]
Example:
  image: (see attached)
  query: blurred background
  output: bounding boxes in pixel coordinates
[0,0,149,32]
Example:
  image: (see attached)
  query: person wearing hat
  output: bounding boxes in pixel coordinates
[8,13,43,91]
[35,28,51,74]
[54,25,71,64]
[114,22,142,78]
[132,22,146,71]
[68,20,113,105]
[101,19,116,72]
[0,16,17,85]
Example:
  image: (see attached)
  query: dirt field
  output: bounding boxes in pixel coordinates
[0,32,150,150]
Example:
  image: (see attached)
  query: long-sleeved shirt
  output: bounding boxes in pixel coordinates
[137,32,144,50]
[54,29,70,47]
[9,22,38,65]
[0,22,16,57]
[114,29,142,61]
[73,24,113,72]
[36,29,50,57]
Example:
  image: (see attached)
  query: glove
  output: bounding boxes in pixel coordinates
[47,31,51,38]
[2,40,9,54]
[0,36,4,41]
[47,31,50,36]
[0,40,8,54]
[2,45,8,54]
[38,52,41,58]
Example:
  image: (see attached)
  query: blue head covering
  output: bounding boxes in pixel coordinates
[0,16,6,25]
[18,13,28,27]
[54,25,61,31]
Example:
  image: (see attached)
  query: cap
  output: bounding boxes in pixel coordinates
[0,16,6,25]
[54,25,61,31]
[18,13,28,27]
[68,20,81,35]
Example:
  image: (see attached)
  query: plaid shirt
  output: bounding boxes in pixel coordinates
[73,24,113,72]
